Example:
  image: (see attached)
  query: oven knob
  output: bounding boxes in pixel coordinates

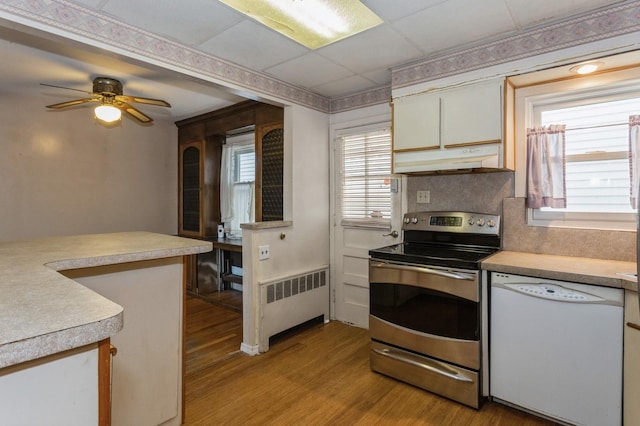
[411,217,419,224]
[477,218,485,226]
[487,219,496,227]
[468,218,475,225]
[403,217,410,224]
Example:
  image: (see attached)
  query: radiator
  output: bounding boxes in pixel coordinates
[258,266,329,352]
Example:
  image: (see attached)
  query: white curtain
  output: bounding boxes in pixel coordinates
[230,182,254,233]
[220,144,234,223]
[526,125,567,209]
[629,115,640,209]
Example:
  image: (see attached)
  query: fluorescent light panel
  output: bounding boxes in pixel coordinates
[220,0,383,49]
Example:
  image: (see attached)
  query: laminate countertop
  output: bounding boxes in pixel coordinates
[482,250,637,292]
[0,232,212,369]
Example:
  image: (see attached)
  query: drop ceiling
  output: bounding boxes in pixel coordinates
[0,0,628,121]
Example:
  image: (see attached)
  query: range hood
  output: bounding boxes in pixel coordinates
[393,143,504,174]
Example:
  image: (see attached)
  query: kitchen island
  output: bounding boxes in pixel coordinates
[0,231,211,425]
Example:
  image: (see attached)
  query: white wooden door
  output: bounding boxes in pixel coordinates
[331,127,404,328]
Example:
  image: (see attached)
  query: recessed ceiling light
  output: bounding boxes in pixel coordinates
[570,61,604,75]
[220,0,383,49]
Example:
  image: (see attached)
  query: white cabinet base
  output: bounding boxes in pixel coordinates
[625,290,640,426]
[0,344,99,426]
[64,257,184,426]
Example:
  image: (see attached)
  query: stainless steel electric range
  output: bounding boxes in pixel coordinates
[368,211,501,409]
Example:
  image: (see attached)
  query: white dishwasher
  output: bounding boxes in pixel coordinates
[490,272,623,426]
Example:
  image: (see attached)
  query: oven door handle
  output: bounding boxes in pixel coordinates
[371,262,475,281]
[373,347,474,383]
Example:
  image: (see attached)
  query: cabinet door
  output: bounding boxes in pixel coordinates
[179,141,202,236]
[393,91,440,151]
[441,79,502,147]
[625,290,640,426]
[256,123,284,222]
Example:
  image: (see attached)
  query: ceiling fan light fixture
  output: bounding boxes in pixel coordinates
[219,0,383,49]
[94,104,122,123]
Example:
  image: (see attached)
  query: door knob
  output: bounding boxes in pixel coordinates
[383,230,399,238]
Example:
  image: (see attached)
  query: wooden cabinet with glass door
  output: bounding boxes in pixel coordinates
[178,121,224,238]
[256,122,284,222]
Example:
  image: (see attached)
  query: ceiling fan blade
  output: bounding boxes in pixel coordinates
[40,83,93,95]
[46,98,99,109]
[119,102,153,123]
[117,95,171,107]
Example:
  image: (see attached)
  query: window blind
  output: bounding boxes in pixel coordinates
[235,148,255,183]
[340,129,391,227]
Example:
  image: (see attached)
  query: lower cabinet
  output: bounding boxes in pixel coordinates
[0,342,102,426]
[63,257,185,426]
[625,290,640,426]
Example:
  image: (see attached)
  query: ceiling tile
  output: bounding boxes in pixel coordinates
[317,25,423,73]
[361,68,392,86]
[198,20,308,71]
[506,0,621,29]
[364,0,447,21]
[98,0,243,45]
[310,75,378,98]
[392,0,515,56]
[265,53,353,89]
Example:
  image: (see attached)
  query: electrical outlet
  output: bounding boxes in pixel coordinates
[258,245,270,260]
[417,190,430,204]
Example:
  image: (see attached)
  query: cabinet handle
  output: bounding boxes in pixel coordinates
[627,322,640,332]
[110,344,118,357]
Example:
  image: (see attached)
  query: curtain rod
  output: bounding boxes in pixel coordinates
[563,121,629,132]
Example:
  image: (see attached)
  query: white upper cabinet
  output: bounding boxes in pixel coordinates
[393,91,440,151]
[392,78,507,174]
[441,79,502,147]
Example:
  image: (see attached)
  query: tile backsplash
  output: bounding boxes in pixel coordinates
[502,197,635,262]
[407,171,514,215]
[406,172,635,261]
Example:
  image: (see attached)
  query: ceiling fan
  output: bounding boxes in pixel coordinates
[42,76,171,124]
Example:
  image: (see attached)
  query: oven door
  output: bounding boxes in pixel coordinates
[369,259,480,370]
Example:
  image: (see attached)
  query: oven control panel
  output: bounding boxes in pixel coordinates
[402,211,500,235]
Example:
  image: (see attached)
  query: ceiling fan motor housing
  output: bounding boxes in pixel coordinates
[93,77,123,96]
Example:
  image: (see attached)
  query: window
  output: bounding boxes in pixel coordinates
[234,145,255,183]
[536,95,640,214]
[515,69,640,230]
[339,128,392,228]
[221,134,255,234]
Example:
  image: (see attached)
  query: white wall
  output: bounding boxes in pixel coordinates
[0,92,177,241]
[259,104,330,278]
[242,104,330,352]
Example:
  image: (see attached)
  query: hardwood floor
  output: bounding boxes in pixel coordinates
[184,297,555,425]
[187,288,242,313]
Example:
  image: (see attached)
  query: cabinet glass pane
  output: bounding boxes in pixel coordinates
[261,128,284,221]
[182,146,200,232]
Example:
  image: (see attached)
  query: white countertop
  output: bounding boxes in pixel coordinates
[482,251,637,291]
[0,232,212,369]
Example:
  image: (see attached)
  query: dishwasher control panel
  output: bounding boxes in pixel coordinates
[504,283,604,302]
[491,272,624,306]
